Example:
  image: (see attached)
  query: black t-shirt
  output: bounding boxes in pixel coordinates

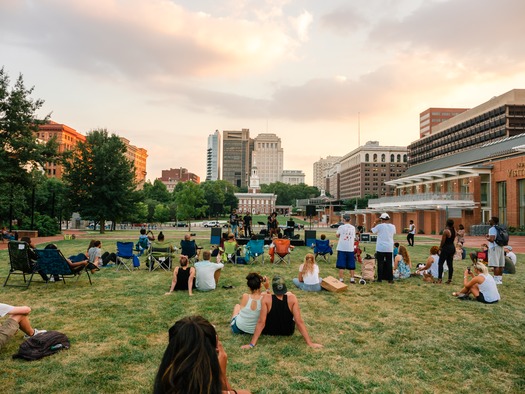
[243,215,251,225]
[230,213,238,224]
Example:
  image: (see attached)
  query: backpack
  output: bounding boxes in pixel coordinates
[12,331,70,361]
[494,225,509,247]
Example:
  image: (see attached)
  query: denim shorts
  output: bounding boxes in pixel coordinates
[230,316,248,334]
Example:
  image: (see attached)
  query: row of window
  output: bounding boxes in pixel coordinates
[364,153,408,163]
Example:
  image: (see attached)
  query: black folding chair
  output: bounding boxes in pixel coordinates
[4,241,41,288]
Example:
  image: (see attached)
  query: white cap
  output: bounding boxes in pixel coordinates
[380,213,390,220]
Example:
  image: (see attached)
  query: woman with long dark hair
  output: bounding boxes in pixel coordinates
[437,219,456,284]
[154,315,250,394]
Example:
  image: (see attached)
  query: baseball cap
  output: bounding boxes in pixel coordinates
[380,213,390,220]
[506,246,513,251]
[343,214,351,221]
[272,275,288,295]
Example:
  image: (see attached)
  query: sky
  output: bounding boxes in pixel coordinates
[1,0,525,185]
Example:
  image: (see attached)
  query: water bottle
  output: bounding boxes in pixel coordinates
[50,344,63,351]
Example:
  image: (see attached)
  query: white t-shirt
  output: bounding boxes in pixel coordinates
[336,223,356,252]
[299,263,320,285]
[0,303,14,317]
[371,223,396,253]
[195,261,224,291]
[409,224,416,234]
[506,251,517,265]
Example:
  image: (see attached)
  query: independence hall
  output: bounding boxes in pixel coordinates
[354,89,525,234]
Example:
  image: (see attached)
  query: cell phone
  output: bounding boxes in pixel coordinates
[467,267,471,273]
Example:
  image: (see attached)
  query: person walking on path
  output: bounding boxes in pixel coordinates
[407,220,416,246]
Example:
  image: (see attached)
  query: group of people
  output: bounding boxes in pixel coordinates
[228,209,253,238]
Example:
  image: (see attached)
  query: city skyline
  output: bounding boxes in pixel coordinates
[1,0,524,184]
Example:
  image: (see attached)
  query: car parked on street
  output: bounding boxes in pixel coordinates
[330,222,344,228]
[203,221,228,228]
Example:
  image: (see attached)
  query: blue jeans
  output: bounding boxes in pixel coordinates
[292,278,321,292]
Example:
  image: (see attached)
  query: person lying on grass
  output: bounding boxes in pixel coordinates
[452,262,500,304]
[230,273,270,335]
[154,315,251,394]
[165,255,195,296]
[241,275,322,349]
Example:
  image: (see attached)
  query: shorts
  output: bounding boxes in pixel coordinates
[476,292,499,304]
[230,316,248,334]
[0,318,19,350]
[336,251,355,270]
[488,245,505,268]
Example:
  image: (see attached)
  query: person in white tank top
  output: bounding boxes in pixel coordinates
[416,246,441,282]
[452,262,500,303]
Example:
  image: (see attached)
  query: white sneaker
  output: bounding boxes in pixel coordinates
[339,278,344,282]
[24,328,47,339]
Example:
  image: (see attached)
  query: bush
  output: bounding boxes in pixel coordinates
[35,214,59,236]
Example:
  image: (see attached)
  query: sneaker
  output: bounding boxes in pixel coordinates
[339,278,344,282]
[48,277,55,283]
[24,328,47,339]
[350,279,356,284]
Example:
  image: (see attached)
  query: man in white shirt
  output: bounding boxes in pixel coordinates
[335,214,357,283]
[371,213,396,283]
[195,250,224,291]
[406,220,416,247]
[504,246,516,265]
[1,303,45,351]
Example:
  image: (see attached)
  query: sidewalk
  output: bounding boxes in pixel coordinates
[413,234,525,254]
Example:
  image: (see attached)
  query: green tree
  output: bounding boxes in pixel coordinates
[0,67,58,229]
[174,182,207,230]
[63,129,137,233]
[143,179,172,204]
[153,203,170,223]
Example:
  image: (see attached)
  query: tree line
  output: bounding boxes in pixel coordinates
[0,68,320,234]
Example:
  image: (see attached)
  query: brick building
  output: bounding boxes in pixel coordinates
[158,168,200,192]
[350,89,525,234]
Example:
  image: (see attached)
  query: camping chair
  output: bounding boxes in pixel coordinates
[116,241,138,272]
[4,241,40,288]
[313,239,333,263]
[223,241,239,264]
[244,239,265,265]
[147,245,175,272]
[180,240,198,264]
[273,238,292,265]
[35,248,92,285]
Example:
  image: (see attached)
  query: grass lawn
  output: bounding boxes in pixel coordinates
[1,229,524,394]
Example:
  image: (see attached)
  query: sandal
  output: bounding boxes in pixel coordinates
[434,279,442,284]
[445,280,452,284]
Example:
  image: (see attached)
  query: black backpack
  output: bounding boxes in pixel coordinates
[12,331,70,361]
[495,225,509,247]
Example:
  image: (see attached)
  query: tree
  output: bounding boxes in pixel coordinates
[174,182,207,230]
[0,67,58,229]
[153,203,170,223]
[260,182,319,206]
[143,179,172,204]
[63,129,137,233]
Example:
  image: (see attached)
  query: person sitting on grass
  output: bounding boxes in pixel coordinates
[469,243,489,265]
[230,273,270,335]
[195,250,224,291]
[393,245,412,279]
[1,302,46,352]
[154,315,251,394]
[292,253,322,292]
[165,255,196,297]
[504,246,516,275]
[241,275,323,349]
[416,246,440,282]
[452,262,500,303]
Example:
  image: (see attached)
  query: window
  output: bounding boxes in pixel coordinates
[497,181,507,224]
[397,154,401,162]
[403,154,407,162]
[365,153,369,162]
[373,154,377,162]
[390,154,394,162]
[381,154,385,162]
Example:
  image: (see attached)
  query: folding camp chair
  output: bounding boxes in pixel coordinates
[244,239,265,265]
[313,239,333,263]
[223,241,239,264]
[4,241,41,288]
[116,241,138,272]
[35,248,92,285]
[180,240,198,264]
[273,238,292,265]
[147,245,175,272]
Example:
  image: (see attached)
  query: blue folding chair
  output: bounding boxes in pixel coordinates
[244,239,265,265]
[35,248,92,285]
[116,242,139,272]
[180,240,198,264]
[314,239,333,263]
